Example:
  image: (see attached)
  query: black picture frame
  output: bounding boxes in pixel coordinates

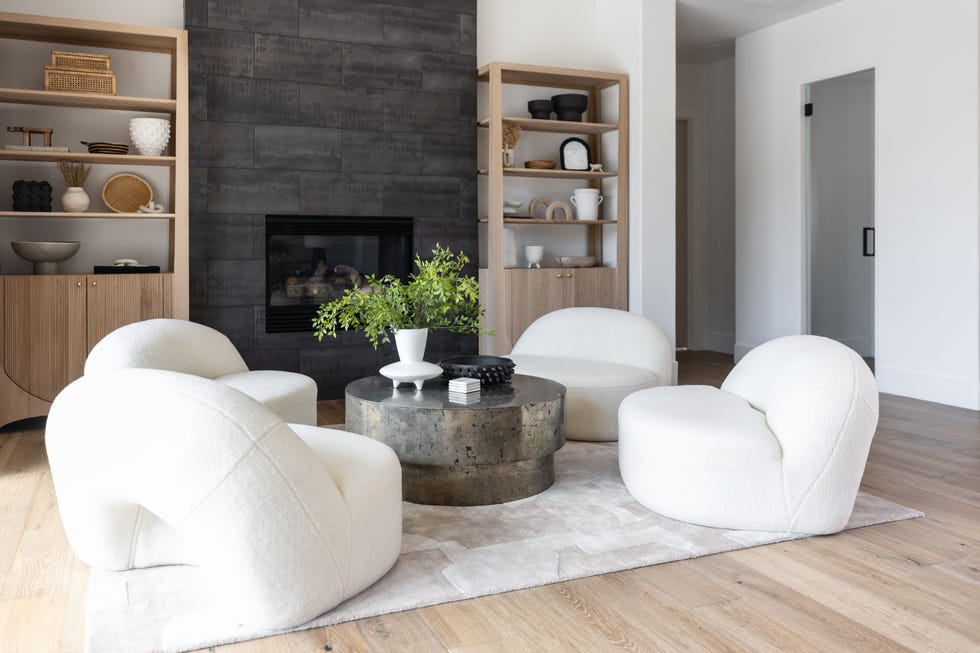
[559,137,591,171]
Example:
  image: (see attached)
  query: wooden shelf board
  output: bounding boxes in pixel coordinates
[0,12,182,53]
[480,217,618,225]
[0,87,176,112]
[0,211,175,219]
[478,62,626,89]
[0,149,175,166]
[478,168,617,179]
[478,117,617,135]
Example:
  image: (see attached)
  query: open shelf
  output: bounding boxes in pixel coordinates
[0,211,175,219]
[0,149,175,166]
[477,62,627,90]
[0,88,176,113]
[479,217,617,225]
[478,117,617,135]
[0,11,181,53]
[478,168,616,179]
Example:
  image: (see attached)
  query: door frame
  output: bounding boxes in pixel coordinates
[675,109,705,351]
[800,67,878,356]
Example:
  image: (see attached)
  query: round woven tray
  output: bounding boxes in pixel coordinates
[438,356,516,385]
[524,159,556,169]
[102,173,152,213]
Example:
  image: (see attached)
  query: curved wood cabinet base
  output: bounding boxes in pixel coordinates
[0,368,51,428]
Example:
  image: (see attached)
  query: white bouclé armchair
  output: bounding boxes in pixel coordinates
[46,368,403,630]
[619,335,879,534]
[507,307,674,441]
[84,318,318,425]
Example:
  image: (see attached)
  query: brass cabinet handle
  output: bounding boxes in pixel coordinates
[556,273,563,278]
[76,281,82,287]
[91,281,97,286]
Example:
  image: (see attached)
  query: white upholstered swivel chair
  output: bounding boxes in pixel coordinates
[619,335,879,535]
[508,307,673,441]
[84,318,318,425]
[46,368,402,630]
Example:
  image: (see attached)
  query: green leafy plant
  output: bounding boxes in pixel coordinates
[312,245,493,348]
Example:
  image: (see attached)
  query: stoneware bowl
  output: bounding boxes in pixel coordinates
[129,118,171,156]
[11,241,80,274]
[555,255,597,268]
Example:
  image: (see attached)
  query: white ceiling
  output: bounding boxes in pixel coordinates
[677,0,844,63]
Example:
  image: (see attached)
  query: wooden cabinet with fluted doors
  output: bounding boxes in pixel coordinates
[505,267,620,340]
[0,273,173,427]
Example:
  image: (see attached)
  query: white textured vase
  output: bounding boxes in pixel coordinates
[380,328,442,390]
[61,187,90,212]
[129,118,171,156]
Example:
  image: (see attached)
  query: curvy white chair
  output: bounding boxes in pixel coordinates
[85,318,318,425]
[619,335,879,534]
[508,307,673,441]
[46,368,402,630]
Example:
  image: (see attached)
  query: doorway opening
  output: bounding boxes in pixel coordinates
[804,69,875,368]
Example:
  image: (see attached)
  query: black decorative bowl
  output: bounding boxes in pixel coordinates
[551,93,588,121]
[438,355,516,385]
[527,99,554,119]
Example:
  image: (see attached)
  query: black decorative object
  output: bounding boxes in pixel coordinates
[527,99,554,120]
[438,355,516,385]
[551,93,588,121]
[559,137,591,171]
[12,180,52,212]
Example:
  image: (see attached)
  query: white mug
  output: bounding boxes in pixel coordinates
[570,188,604,220]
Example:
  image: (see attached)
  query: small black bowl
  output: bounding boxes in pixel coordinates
[527,99,554,120]
[438,355,516,385]
[551,93,588,121]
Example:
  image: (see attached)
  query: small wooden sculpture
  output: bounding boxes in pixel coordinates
[7,126,53,147]
[545,200,572,221]
[529,196,551,219]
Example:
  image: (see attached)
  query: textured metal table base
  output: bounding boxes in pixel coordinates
[401,454,555,506]
[345,375,566,507]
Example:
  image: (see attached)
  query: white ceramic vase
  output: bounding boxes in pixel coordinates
[570,188,604,220]
[61,187,89,213]
[129,118,171,156]
[380,328,443,390]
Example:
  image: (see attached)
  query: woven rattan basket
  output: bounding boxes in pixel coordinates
[51,50,111,71]
[44,66,117,95]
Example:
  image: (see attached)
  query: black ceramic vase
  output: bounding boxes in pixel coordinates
[551,93,588,121]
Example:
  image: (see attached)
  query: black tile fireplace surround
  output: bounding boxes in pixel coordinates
[187,0,477,398]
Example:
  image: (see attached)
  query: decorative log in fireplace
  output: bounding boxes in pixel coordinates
[266,215,413,333]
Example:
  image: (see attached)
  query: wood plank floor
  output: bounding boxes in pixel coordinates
[0,351,977,652]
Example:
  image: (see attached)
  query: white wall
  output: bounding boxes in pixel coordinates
[736,0,980,409]
[677,56,735,353]
[477,0,678,349]
[807,71,875,357]
[1,0,184,28]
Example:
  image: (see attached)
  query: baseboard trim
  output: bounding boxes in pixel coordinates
[875,365,979,411]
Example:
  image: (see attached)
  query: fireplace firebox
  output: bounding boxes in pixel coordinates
[265,215,413,333]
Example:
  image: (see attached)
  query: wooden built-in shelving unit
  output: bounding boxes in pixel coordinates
[478,62,628,354]
[0,11,189,427]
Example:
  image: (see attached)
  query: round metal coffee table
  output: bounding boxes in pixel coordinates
[345,374,566,506]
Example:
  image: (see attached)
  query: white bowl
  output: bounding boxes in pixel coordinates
[11,241,81,274]
[129,118,171,156]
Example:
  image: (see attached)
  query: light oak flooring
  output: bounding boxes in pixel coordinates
[1,351,978,652]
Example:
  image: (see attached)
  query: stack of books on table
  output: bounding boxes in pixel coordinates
[448,377,481,404]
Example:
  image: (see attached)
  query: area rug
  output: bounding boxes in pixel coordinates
[85,442,922,653]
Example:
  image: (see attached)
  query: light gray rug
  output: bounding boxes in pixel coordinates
[85,442,922,653]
